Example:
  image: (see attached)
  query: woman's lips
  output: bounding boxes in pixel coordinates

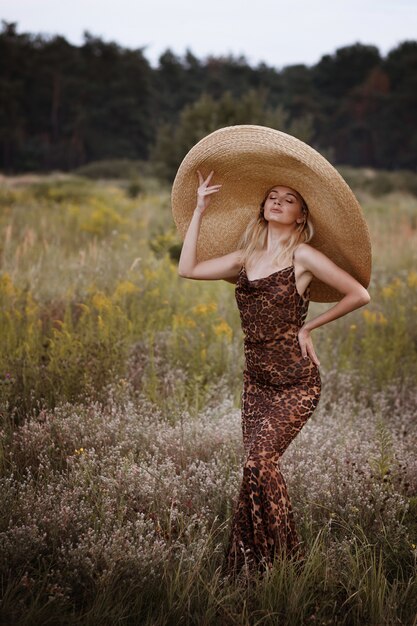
[271,208,282,213]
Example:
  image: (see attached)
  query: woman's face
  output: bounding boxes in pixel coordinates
[263,185,305,226]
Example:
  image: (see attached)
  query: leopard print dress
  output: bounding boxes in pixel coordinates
[224,261,321,576]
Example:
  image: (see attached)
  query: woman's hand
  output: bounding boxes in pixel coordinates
[298,325,320,366]
[196,169,222,214]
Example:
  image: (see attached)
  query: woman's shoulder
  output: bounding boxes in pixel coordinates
[293,242,319,263]
[293,243,320,278]
[293,243,334,275]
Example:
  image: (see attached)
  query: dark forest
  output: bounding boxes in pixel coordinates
[1,20,416,178]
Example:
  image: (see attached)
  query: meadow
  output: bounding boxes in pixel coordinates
[0,170,416,625]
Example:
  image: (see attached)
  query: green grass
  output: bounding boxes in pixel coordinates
[0,171,416,624]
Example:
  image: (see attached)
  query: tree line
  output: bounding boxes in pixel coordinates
[1,20,416,179]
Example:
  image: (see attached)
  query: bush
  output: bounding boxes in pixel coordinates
[73,159,149,180]
[337,165,417,198]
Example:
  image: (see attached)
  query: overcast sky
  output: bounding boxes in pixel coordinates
[1,0,416,69]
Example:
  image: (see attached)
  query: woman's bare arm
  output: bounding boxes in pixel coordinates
[178,243,244,281]
[295,242,371,365]
[295,242,371,319]
[177,169,243,281]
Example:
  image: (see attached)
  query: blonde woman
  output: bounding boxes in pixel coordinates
[177,167,371,577]
[172,125,370,573]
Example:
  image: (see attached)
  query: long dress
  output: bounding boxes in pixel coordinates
[224,261,321,576]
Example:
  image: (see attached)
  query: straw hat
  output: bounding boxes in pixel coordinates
[171,124,372,302]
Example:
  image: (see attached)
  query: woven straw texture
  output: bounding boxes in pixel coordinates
[171,124,372,302]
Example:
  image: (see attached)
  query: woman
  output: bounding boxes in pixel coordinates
[177,168,371,577]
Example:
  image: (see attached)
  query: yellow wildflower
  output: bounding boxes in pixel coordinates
[0,273,16,297]
[382,286,394,299]
[362,310,387,325]
[191,302,218,315]
[382,277,403,299]
[214,320,233,341]
[113,280,139,299]
[378,312,388,325]
[78,303,90,315]
[143,268,158,281]
[362,310,375,323]
[91,292,112,312]
[407,271,417,289]
[173,314,196,328]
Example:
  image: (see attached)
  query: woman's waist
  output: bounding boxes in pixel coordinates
[242,326,301,346]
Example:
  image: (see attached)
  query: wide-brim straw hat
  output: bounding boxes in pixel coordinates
[171,124,372,302]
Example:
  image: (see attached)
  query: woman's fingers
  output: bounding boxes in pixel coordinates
[197,170,218,190]
[196,170,220,212]
[298,329,307,357]
[298,329,320,366]
[199,183,222,198]
[306,342,320,366]
[205,184,222,193]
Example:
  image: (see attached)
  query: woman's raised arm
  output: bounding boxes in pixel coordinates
[177,169,243,281]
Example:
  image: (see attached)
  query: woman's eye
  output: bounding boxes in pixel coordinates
[269,195,292,203]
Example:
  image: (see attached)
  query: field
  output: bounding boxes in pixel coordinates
[0,171,417,625]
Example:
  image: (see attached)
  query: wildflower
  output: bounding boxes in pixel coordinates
[113,281,139,299]
[173,314,196,329]
[381,277,403,299]
[0,273,16,297]
[377,312,388,325]
[91,292,112,312]
[350,324,357,331]
[191,302,218,315]
[407,271,417,289]
[362,310,373,323]
[214,320,233,341]
[2,373,14,385]
[78,303,90,315]
[362,310,388,325]
[143,268,158,281]
[74,448,85,455]
[382,286,394,299]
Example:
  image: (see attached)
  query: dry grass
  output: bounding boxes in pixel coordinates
[0,172,416,624]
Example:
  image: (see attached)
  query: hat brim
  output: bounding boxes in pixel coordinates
[171,124,372,302]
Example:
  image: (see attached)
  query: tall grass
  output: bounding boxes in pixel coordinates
[0,380,416,624]
[0,173,416,624]
[1,176,417,419]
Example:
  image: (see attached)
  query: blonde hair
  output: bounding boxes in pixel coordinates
[237,185,314,268]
